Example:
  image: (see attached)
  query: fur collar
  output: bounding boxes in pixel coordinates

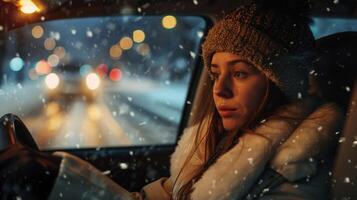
[170,101,343,200]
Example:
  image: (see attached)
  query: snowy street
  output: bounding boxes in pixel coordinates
[0,78,186,150]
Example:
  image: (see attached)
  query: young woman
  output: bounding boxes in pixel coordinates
[0,1,345,200]
[137,1,345,200]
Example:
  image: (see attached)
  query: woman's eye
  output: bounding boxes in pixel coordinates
[233,71,248,79]
[210,72,219,80]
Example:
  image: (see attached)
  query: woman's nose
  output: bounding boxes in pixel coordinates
[214,75,233,98]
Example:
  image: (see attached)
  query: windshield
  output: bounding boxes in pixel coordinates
[0,16,206,150]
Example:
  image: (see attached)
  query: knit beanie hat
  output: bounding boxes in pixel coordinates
[202,1,315,100]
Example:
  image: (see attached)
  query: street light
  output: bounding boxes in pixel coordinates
[2,0,43,14]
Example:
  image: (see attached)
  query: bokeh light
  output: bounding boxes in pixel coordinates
[10,57,25,71]
[136,43,151,56]
[45,73,60,89]
[28,68,38,80]
[109,68,122,81]
[35,60,51,75]
[44,37,56,50]
[109,45,122,59]
[20,0,40,14]
[119,37,133,50]
[47,54,59,67]
[96,63,108,77]
[46,102,60,116]
[133,30,145,43]
[86,73,100,90]
[53,46,66,59]
[88,105,102,120]
[32,25,44,38]
[80,64,92,77]
[162,15,177,29]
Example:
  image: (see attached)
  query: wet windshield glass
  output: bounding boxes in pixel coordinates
[0,16,206,150]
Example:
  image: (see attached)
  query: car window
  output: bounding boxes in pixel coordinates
[310,17,357,39]
[0,16,207,150]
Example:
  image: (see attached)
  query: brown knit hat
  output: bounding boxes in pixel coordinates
[202,2,315,100]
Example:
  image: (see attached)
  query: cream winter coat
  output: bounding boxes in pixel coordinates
[142,98,344,200]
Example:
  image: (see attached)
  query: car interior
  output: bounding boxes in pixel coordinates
[0,0,356,199]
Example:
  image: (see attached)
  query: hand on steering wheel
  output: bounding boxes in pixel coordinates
[0,113,61,200]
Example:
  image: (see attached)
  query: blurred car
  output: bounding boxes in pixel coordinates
[45,71,101,102]
[0,0,356,199]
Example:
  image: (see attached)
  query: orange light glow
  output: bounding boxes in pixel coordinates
[119,37,133,50]
[133,30,145,43]
[109,45,122,59]
[162,15,177,29]
[109,68,122,81]
[35,60,51,75]
[32,25,44,38]
[19,0,40,14]
[88,105,101,120]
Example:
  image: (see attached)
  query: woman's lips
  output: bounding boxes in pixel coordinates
[218,106,237,117]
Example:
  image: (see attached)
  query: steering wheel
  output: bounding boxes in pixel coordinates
[0,113,39,151]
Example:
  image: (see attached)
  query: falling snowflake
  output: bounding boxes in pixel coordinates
[50,31,61,40]
[339,137,346,143]
[317,126,323,131]
[0,26,3,31]
[333,0,339,4]
[344,177,350,183]
[190,51,196,59]
[345,86,351,92]
[119,163,129,169]
[352,140,357,147]
[297,92,302,99]
[102,170,111,175]
[86,30,93,38]
[193,0,198,5]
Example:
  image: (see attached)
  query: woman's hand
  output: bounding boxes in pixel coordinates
[0,144,61,200]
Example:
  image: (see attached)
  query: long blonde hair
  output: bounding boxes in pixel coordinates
[173,74,287,200]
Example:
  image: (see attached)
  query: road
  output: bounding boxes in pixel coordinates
[0,78,185,150]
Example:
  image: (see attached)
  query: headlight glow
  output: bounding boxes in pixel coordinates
[45,73,60,89]
[86,73,100,90]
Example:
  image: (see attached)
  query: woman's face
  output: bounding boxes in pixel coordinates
[210,52,268,133]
